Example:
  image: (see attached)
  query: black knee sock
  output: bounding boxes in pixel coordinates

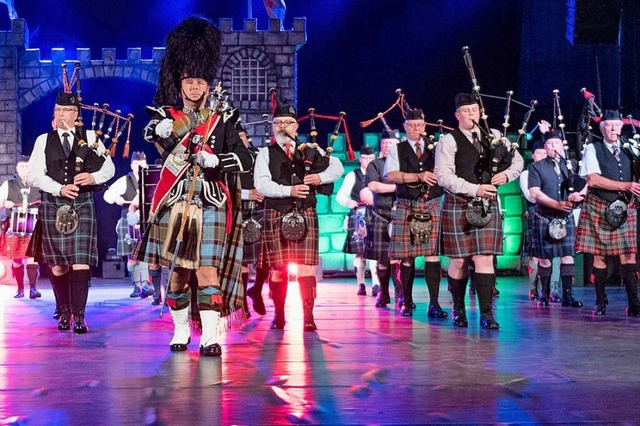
[592,267,607,305]
[253,266,269,293]
[71,269,91,313]
[424,261,441,304]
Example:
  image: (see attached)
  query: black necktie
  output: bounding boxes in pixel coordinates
[62,132,71,157]
[471,132,484,156]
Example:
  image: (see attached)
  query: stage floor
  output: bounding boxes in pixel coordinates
[1,276,640,425]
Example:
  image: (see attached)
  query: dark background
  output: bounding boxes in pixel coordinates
[2,0,638,273]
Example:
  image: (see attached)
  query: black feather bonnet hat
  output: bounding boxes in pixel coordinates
[154,17,222,106]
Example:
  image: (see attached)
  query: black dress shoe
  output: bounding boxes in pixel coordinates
[52,307,61,320]
[562,297,583,308]
[480,312,500,330]
[58,313,71,331]
[357,283,366,296]
[399,304,413,317]
[151,298,161,305]
[73,317,89,334]
[270,316,285,329]
[626,304,640,317]
[452,309,468,327]
[200,343,222,357]
[371,284,380,298]
[593,304,606,316]
[14,290,24,298]
[537,297,549,307]
[304,320,317,332]
[528,290,538,300]
[247,287,266,316]
[29,288,42,299]
[374,294,388,308]
[170,337,190,352]
[427,303,449,318]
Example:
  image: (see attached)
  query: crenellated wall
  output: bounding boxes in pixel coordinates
[0,17,306,182]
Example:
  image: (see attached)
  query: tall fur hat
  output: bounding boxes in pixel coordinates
[154,17,222,106]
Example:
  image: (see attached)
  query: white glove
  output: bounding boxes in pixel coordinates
[155,118,173,138]
[126,211,139,226]
[195,151,219,169]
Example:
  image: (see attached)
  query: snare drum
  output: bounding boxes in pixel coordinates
[9,207,38,236]
[138,164,161,225]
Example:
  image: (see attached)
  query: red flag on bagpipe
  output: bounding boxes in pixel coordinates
[264,0,286,20]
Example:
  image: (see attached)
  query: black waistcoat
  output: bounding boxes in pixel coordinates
[451,128,491,185]
[7,178,40,205]
[349,169,366,202]
[44,129,105,188]
[264,144,316,213]
[590,141,633,203]
[395,140,442,200]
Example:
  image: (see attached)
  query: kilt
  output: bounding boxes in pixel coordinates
[389,197,441,259]
[343,206,372,256]
[522,205,535,257]
[575,194,636,256]
[3,234,31,259]
[364,207,393,263]
[241,200,263,265]
[30,192,98,266]
[441,192,503,258]
[115,214,141,257]
[134,200,229,269]
[530,210,576,260]
[258,207,319,267]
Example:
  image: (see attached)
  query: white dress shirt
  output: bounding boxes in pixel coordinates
[28,129,115,196]
[254,141,344,198]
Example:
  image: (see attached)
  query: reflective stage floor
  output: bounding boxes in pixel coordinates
[1,276,640,425]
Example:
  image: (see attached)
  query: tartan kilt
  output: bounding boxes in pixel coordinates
[134,201,228,269]
[522,206,535,257]
[364,207,392,263]
[258,207,319,267]
[530,211,576,260]
[343,206,372,255]
[30,192,98,266]
[241,201,263,265]
[441,192,503,258]
[3,234,31,259]
[575,194,636,256]
[115,215,141,257]
[389,198,441,259]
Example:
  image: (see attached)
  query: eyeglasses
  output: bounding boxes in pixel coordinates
[273,121,297,127]
[405,122,425,129]
[54,107,78,113]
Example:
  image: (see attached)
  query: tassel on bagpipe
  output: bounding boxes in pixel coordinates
[60,62,134,158]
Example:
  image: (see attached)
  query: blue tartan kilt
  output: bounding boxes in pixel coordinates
[37,192,98,266]
[115,216,141,257]
[364,207,392,263]
[134,201,229,269]
[343,206,372,255]
[530,211,576,260]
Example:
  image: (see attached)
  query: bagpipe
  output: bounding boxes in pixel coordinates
[61,62,134,162]
[462,46,537,177]
[360,87,454,137]
[269,87,350,195]
[577,88,640,228]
